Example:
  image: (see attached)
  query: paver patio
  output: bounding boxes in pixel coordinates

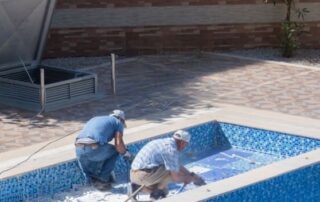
[0,53,319,153]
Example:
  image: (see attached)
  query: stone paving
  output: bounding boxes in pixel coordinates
[0,53,319,153]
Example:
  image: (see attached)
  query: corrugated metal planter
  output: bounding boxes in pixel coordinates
[0,66,97,111]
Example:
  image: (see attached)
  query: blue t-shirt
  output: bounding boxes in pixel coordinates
[77,115,124,144]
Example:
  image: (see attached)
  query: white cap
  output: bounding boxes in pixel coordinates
[173,130,191,143]
[111,109,126,127]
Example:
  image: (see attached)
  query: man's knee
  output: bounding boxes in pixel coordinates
[130,170,142,185]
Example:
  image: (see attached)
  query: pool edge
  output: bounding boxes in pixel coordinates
[1,104,319,181]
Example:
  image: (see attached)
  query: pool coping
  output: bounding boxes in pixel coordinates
[0,104,320,201]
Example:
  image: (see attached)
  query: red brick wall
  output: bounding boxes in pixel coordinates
[56,0,260,9]
[45,21,320,58]
[45,23,276,57]
[56,0,318,8]
[45,1,320,57]
[299,22,320,48]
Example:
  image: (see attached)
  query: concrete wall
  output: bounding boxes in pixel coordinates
[44,0,320,57]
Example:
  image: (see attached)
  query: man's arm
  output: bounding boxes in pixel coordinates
[170,166,194,184]
[114,131,126,154]
[170,166,205,185]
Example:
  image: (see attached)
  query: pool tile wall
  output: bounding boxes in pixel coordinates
[219,123,320,157]
[114,121,219,178]
[0,161,84,202]
[0,121,319,202]
[203,163,320,202]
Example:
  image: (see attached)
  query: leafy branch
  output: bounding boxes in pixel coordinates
[264,0,309,57]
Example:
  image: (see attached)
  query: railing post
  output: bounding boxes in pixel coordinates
[111,53,116,95]
[40,68,46,111]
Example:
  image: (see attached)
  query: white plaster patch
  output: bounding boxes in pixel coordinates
[188,165,211,174]
[214,157,228,161]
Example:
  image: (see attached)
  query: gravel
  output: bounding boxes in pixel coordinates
[42,48,320,69]
[220,48,320,68]
[42,56,110,70]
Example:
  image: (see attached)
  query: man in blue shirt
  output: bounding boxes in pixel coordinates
[75,110,132,191]
[130,130,206,200]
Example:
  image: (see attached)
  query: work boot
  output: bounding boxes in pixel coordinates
[92,181,112,191]
[150,189,167,200]
[91,177,112,191]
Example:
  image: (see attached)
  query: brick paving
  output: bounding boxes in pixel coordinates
[0,53,319,153]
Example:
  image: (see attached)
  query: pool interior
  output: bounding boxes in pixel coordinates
[2,121,319,202]
[181,147,282,184]
[42,145,283,201]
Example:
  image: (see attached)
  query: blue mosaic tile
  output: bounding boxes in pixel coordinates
[203,163,320,202]
[218,122,320,157]
[1,121,319,201]
[0,161,85,202]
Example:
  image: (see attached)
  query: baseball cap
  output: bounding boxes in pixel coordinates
[173,130,191,143]
[111,109,126,127]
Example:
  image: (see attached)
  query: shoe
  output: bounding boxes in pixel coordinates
[92,180,112,191]
[128,182,140,201]
[131,183,140,193]
[150,189,167,200]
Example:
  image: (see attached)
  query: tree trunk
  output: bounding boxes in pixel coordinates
[286,0,292,22]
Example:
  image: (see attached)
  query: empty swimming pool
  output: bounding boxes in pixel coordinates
[0,121,319,202]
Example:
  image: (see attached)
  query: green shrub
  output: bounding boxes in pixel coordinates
[264,0,309,57]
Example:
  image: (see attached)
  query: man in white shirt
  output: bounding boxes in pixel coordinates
[130,130,206,200]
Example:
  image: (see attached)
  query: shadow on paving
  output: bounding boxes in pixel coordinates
[0,53,267,152]
[0,53,259,126]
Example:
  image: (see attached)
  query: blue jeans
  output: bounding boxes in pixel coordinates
[76,144,119,183]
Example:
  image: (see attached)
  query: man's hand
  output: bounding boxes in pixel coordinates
[193,175,206,186]
[115,132,126,154]
[122,150,134,162]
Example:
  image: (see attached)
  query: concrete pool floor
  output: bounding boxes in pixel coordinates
[34,146,282,202]
[0,52,319,154]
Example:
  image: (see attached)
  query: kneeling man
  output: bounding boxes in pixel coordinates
[130,130,206,200]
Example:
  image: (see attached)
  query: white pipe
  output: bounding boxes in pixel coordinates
[124,185,145,202]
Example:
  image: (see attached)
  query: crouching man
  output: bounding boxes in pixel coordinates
[75,110,133,191]
[130,130,206,200]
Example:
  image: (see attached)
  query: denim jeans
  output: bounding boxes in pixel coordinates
[76,143,119,183]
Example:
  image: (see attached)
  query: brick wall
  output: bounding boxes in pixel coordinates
[56,0,261,9]
[44,0,320,58]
